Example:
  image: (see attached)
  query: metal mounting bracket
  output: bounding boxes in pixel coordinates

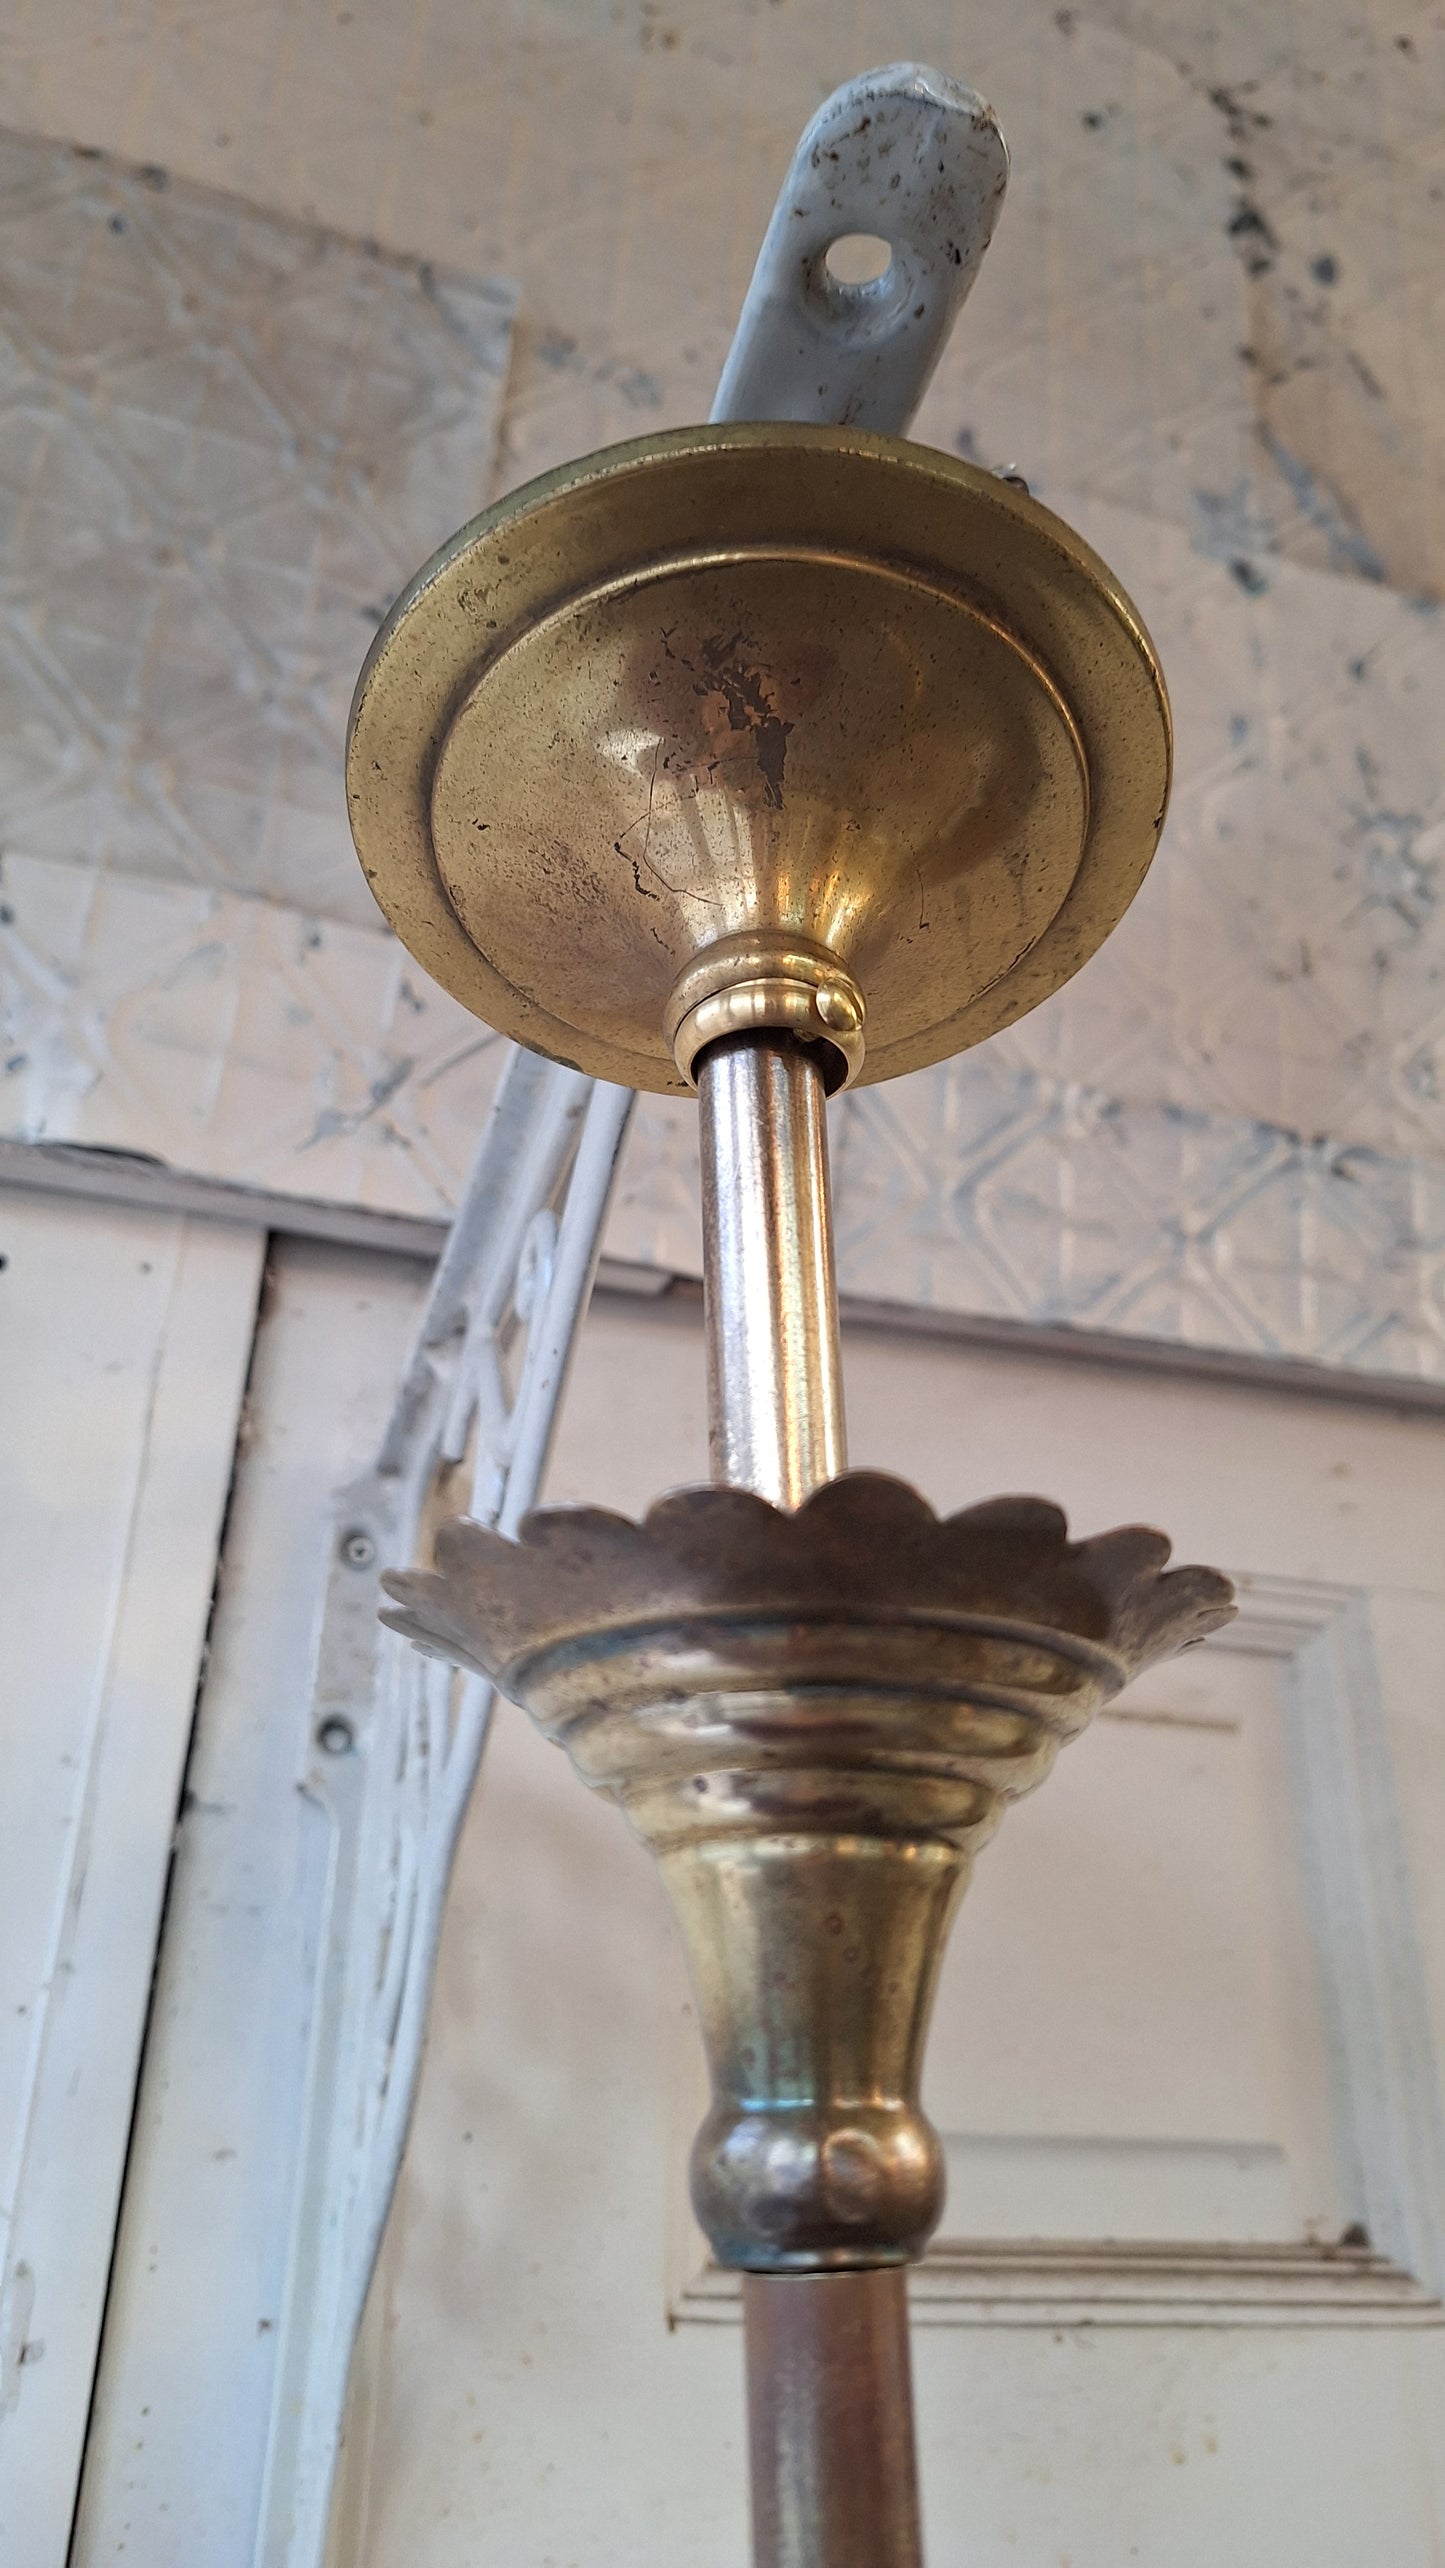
[711,63,1007,435]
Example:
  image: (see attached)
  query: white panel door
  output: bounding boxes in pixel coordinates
[70,1235,431,2568]
[342,1293,1445,2567]
[0,1188,264,2566]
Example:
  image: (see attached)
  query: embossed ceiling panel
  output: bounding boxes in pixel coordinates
[4,0,1437,584]
[2,0,1445,1377]
[835,1062,1445,1379]
[964,496,1445,1161]
[0,129,514,928]
[1,853,510,1216]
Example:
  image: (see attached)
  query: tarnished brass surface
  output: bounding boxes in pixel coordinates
[745,2271,922,2568]
[347,424,1171,1095]
[383,1473,1233,2273]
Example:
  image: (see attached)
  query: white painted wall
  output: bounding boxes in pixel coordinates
[335,1291,1445,2566]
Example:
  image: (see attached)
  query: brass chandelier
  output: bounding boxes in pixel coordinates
[345,62,1234,2568]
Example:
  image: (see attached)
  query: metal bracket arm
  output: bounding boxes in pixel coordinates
[711,63,1007,435]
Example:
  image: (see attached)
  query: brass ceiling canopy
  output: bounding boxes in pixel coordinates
[347,423,1171,1096]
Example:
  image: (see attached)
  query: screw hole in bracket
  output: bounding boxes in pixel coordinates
[316,1715,356,1757]
[824,232,893,286]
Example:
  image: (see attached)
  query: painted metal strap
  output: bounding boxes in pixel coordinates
[711,63,1007,435]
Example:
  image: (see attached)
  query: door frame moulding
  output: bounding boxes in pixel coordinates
[0,1196,266,2561]
[254,1056,635,2568]
[676,2241,1441,2331]
[5,1133,1445,1418]
[669,1579,1445,2330]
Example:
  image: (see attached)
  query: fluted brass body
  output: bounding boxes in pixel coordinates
[384,1474,1234,2273]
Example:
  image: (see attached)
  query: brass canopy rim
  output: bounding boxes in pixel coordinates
[346,422,1173,1095]
[456,533,1080,670]
[349,426,1164,726]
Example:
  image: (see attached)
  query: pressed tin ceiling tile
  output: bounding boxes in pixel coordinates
[0,124,524,1215]
[0,851,511,1213]
[0,127,515,929]
[2,1,1445,1377]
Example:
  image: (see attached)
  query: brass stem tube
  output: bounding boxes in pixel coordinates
[744,2271,923,2568]
[696,1031,846,1507]
[698,1029,924,2567]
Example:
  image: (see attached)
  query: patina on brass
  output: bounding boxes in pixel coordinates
[346,423,1171,1097]
[382,1476,1234,2276]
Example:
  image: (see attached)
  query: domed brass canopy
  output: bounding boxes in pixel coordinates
[347,423,1171,1096]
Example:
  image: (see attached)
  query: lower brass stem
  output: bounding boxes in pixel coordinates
[697,1028,914,2562]
[697,1027,891,2558]
[745,2270,923,2568]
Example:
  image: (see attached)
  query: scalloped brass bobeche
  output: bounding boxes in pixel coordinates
[384,1474,1234,2274]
